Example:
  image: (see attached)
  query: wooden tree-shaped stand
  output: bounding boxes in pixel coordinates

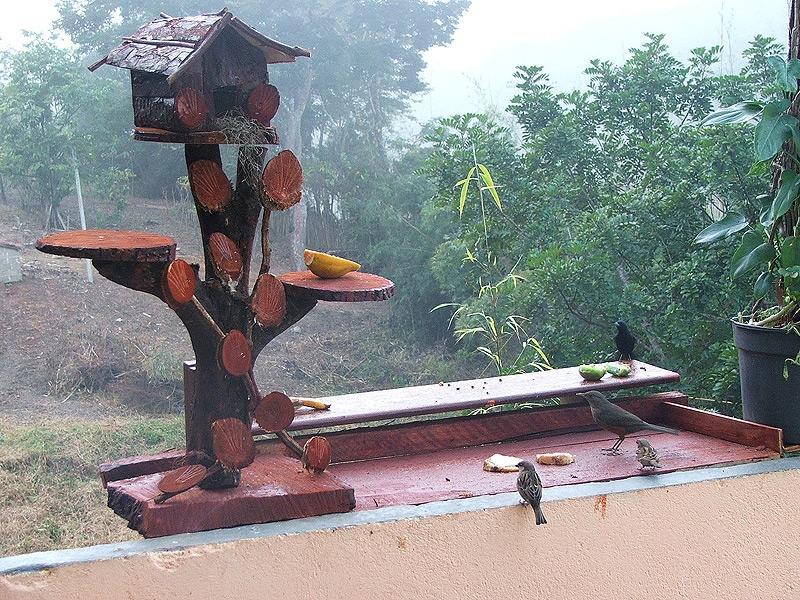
[36,10,394,535]
[37,143,394,535]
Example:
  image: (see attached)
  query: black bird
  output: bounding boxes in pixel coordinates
[614,320,636,361]
[516,460,547,525]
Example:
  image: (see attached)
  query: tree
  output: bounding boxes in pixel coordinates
[0,37,131,227]
[56,0,469,264]
[388,35,776,409]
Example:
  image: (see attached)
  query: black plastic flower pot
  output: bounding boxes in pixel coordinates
[732,319,800,445]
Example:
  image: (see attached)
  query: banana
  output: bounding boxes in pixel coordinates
[304,249,361,279]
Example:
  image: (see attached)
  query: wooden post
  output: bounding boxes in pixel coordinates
[71,148,93,283]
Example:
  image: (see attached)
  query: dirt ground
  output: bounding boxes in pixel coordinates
[0,183,467,557]
[0,196,460,424]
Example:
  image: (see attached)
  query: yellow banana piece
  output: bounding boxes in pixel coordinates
[304,249,361,279]
[292,397,332,411]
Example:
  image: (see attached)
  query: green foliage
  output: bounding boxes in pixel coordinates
[696,36,800,357]
[381,34,786,404]
[0,36,132,226]
[432,147,552,376]
[141,347,183,385]
[56,0,470,215]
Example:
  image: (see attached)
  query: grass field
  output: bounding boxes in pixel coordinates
[0,417,184,556]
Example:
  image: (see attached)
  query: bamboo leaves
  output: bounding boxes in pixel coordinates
[455,163,502,216]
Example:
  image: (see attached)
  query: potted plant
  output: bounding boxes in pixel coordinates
[696,2,800,442]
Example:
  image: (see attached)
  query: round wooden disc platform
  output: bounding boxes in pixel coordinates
[36,229,176,262]
[278,271,395,302]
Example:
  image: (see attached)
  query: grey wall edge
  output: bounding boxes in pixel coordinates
[2,456,799,576]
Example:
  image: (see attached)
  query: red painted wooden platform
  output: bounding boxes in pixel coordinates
[133,126,279,145]
[98,363,784,537]
[330,428,776,510]
[36,229,176,262]
[107,455,355,537]
[278,270,395,302]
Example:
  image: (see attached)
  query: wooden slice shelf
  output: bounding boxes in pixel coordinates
[36,229,176,262]
[134,126,279,145]
[107,454,355,538]
[278,270,395,302]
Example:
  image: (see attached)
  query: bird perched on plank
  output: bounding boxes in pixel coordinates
[576,391,679,455]
[614,320,637,362]
[516,460,547,525]
[636,439,661,470]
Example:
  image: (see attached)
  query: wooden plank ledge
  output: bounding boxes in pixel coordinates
[36,229,176,262]
[273,392,689,464]
[659,402,783,454]
[329,427,778,511]
[101,392,686,485]
[271,360,680,432]
[278,270,395,302]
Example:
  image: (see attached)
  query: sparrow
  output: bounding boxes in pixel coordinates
[614,320,636,361]
[636,439,661,470]
[576,391,679,454]
[516,460,547,525]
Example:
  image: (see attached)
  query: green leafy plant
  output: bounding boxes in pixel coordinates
[433,149,551,377]
[696,47,800,373]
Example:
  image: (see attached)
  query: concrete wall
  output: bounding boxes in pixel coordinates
[0,245,21,284]
[2,459,799,599]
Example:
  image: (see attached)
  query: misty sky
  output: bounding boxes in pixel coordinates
[0,0,790,122]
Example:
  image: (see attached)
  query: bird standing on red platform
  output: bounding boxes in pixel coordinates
[516,460,547,525]
[636,439,661,470]
[576,391,679,454]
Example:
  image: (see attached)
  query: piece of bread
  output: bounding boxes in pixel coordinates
[483,453,523,473]
[536,452,575,466]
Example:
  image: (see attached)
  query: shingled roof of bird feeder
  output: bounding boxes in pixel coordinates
[88,8,310,83]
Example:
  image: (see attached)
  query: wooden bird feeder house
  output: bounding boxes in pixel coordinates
[88,8,309,143]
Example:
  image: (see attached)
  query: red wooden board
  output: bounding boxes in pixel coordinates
[267,361,680,432]
[134,127,279,145]
[328,429,778,510]
[278,270,395,302]
[279,393,687,465]
[36,229,176,262]
[107,454,355,537]
[661,402,783,453]
[101,393,683,486]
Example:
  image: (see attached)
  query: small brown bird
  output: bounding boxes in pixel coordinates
[576,391,679,454]
[636,439,661,470]
[516,460,547,525]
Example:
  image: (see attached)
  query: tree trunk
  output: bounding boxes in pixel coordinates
[284,62,313,270]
